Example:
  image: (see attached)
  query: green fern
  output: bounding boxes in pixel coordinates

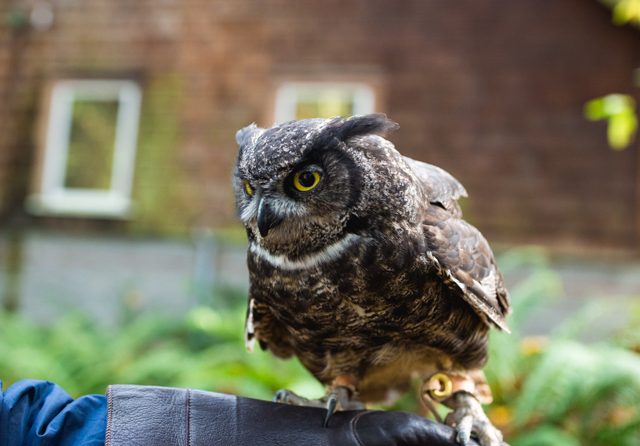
[483,252,640,445]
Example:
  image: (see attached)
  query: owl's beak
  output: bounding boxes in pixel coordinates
[257,198,283,237]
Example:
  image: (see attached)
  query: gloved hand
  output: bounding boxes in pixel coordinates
[107,384,478,446]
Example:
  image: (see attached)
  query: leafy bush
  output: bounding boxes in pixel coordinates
[0,300,322,400]
[484,249,640,446]
[1,248,639,444]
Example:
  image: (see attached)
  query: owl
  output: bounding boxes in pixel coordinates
[233,114,510,446]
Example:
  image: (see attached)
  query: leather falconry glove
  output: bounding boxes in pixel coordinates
[106,384,479,446]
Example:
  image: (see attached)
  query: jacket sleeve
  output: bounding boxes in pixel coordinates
[0,380,106,446]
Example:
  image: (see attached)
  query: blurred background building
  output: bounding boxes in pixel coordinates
[0,0,639,325]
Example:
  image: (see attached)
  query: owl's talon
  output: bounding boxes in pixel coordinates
[323,392,338,427]
[454,414,473,445]
[444,392,505,446]
[273,386,363,427]
[273,389,288,403]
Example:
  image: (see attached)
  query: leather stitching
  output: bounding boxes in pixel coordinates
[350,411,369,446]
[105,385,113,446]
[186,388,192,446]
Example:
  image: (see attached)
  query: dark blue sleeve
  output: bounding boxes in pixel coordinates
[0,380,106,446]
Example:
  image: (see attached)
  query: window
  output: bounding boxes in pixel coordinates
[273,82,375,123]
[28,80,142,218]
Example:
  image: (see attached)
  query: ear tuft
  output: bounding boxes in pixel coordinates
[236,123,264,147]
[335,113,399,141]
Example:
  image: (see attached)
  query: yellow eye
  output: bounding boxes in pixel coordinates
[243,180,254,197]
[293,170,321,192]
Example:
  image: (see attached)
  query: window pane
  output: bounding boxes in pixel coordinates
[63,99,119,190]
[294,89,355,119]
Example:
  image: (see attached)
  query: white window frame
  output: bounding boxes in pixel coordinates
[273,82,375,124]
[28,80,141,218]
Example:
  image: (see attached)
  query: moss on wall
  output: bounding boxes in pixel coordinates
[130,73,194,236]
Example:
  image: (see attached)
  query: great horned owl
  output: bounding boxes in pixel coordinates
[233,114,510,446]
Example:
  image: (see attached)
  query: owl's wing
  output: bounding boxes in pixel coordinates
[403,156,468,217]
[423,210,511,332]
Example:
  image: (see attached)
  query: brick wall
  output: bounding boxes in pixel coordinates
[1,0,639,251]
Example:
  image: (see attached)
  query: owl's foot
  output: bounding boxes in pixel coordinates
[273,387,363,408]
[322,385,365,427]
[421,371,505,445]
[444,392,506,446]
[273,383,365,427]
[273,389,326,407]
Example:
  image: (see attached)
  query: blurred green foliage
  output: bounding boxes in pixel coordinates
[600,0,640,26]
[1,250,640,444]
[584,95,638,150]
[485,249,640,445]
[587,0,640,151]
[0,302,322,401]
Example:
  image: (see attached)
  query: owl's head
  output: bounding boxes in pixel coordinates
[233,114,400,257]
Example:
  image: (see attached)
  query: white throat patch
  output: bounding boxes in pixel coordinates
[249,233,359,271]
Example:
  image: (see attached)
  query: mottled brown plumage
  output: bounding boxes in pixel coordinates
[233,114,510,441]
